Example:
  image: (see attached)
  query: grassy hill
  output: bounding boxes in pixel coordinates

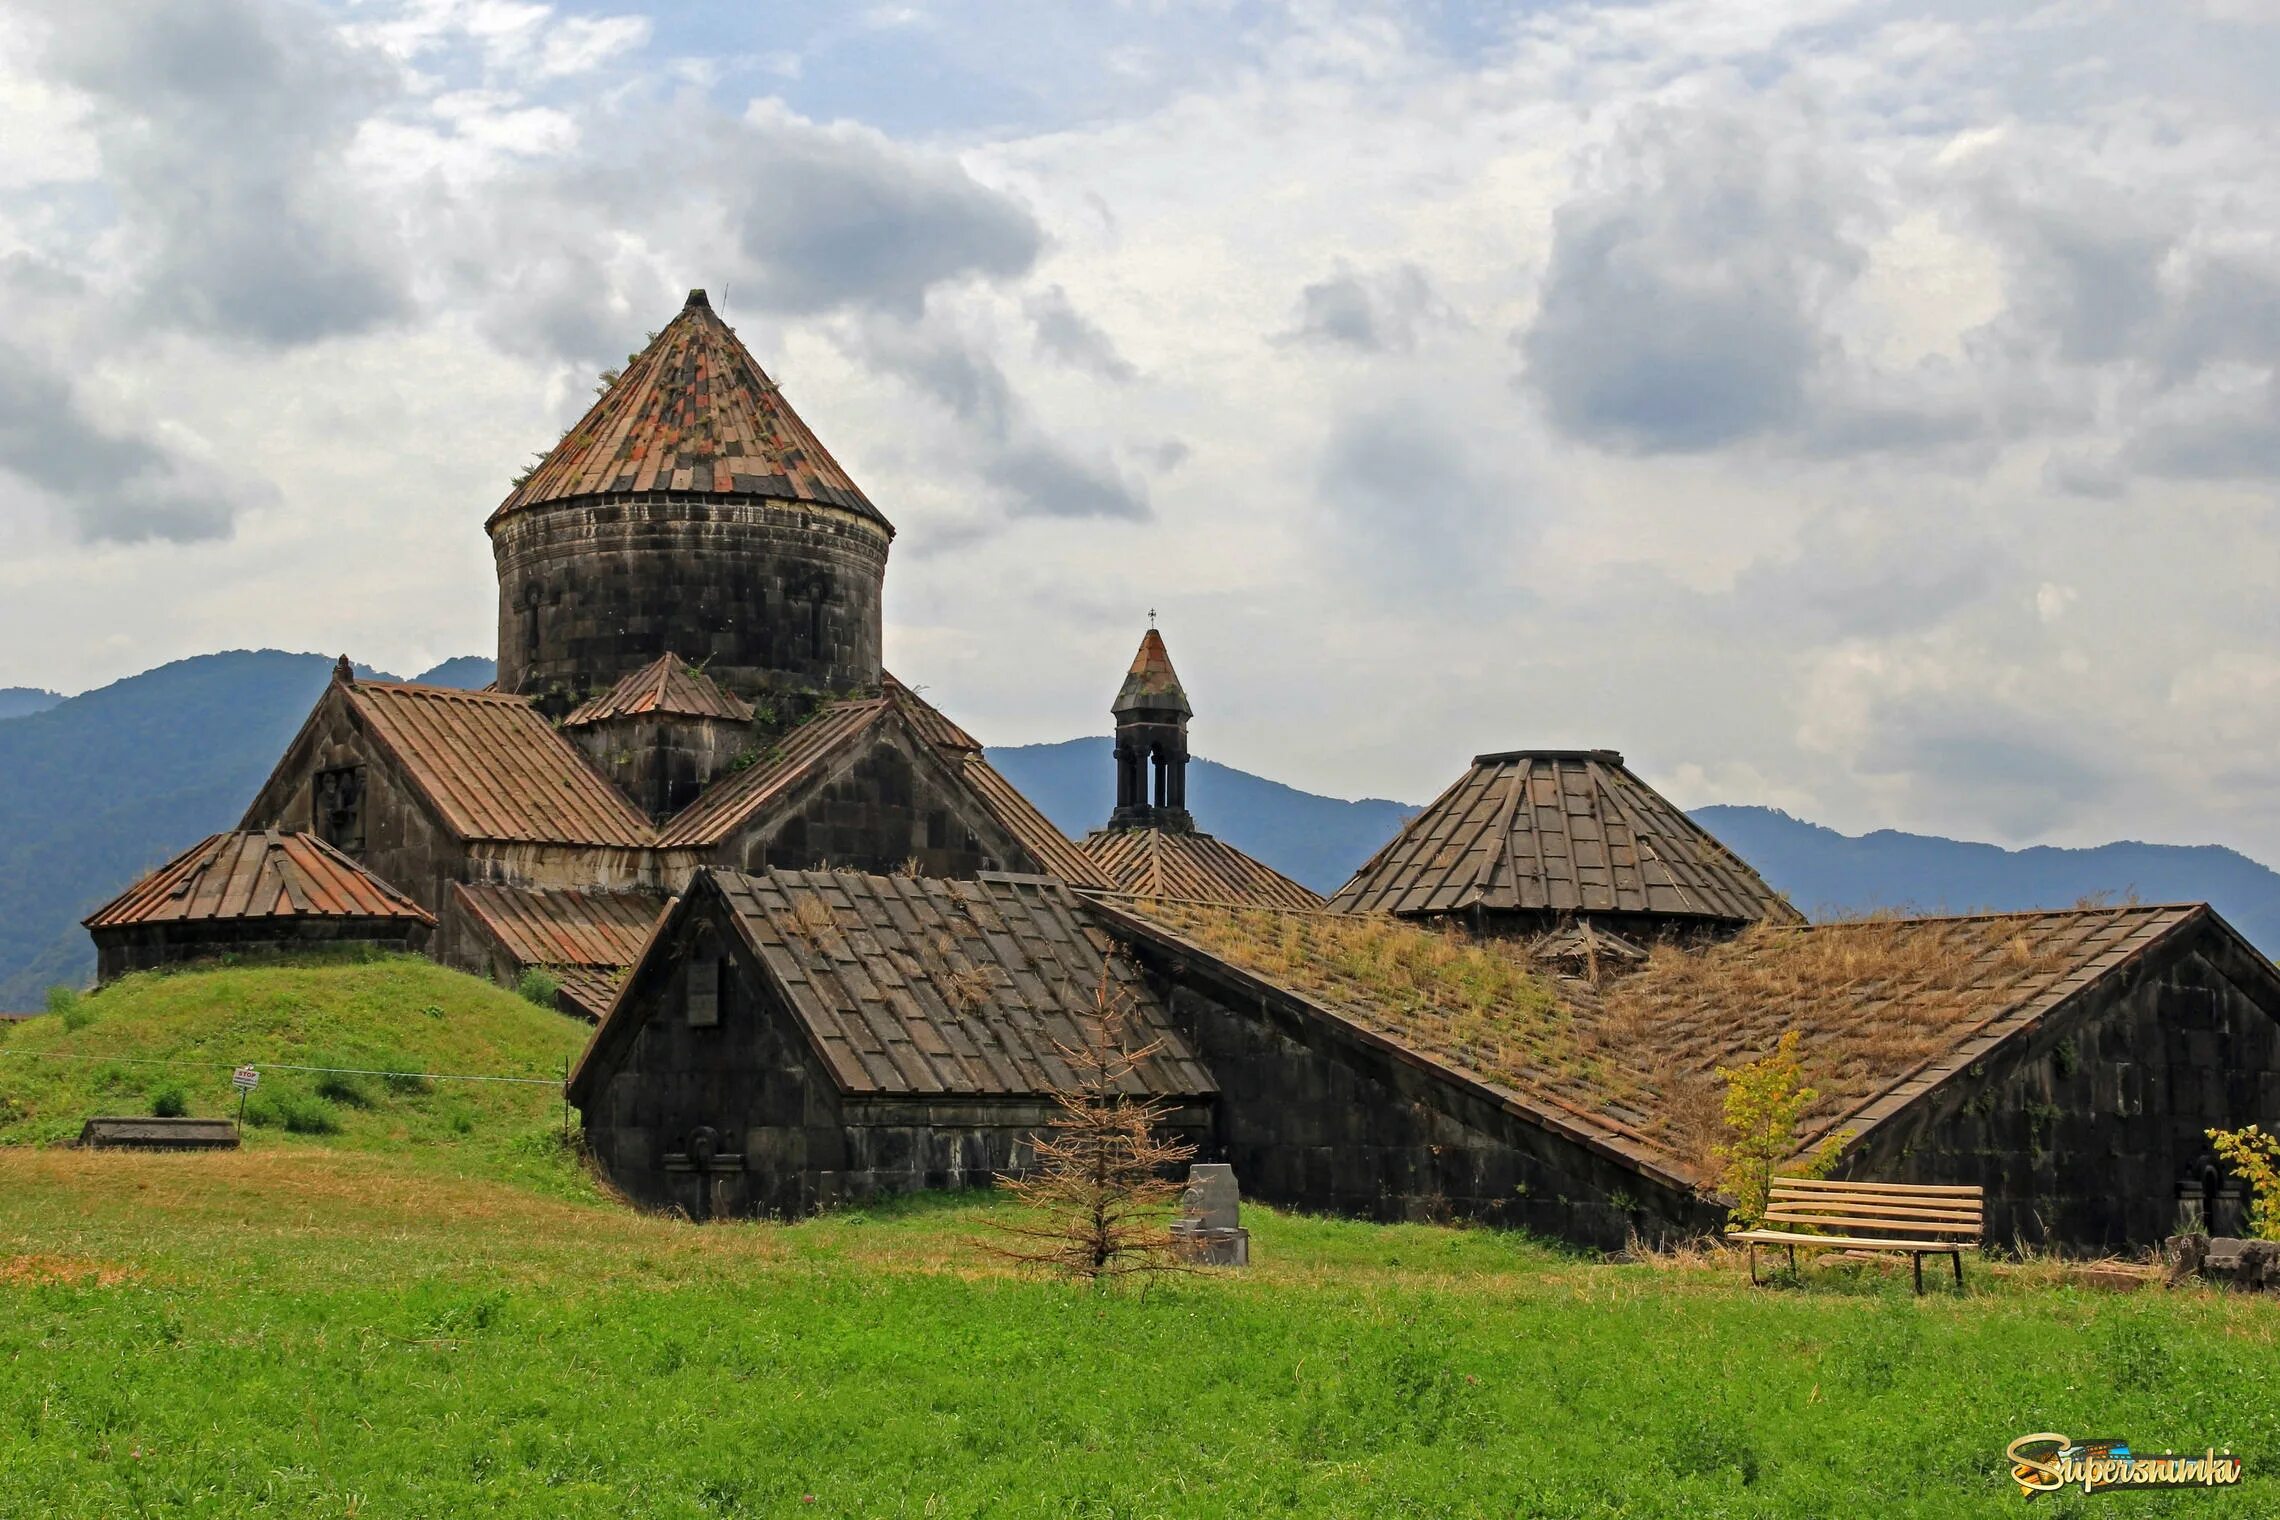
[0,955,589,1196]
[0,958,2273,1514]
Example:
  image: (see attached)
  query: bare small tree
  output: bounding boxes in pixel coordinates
[991,975,1197,1285]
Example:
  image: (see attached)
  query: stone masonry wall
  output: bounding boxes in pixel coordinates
[569,714,748,821]
[93,918,431,984]
[491,494,890,714]
[1842,934,2280,1251]
[580,894,1208,1218]
[691,729,1050,885]
[1120,937,1721,1249]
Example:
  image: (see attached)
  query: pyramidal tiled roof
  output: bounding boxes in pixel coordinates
[491,289,886,530]
[563,655,754,727]
[1113,629,1191,717]
[1330,749,1799,925]
[84,831,435,929]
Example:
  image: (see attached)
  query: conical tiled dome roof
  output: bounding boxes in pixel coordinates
[1113,629,1192,716]
[491,289,887,531]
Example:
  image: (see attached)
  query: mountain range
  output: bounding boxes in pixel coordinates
[2,650,2275,1005]
[0,652,493,1008]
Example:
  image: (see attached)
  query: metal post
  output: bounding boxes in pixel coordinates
[561,1054,570,1141]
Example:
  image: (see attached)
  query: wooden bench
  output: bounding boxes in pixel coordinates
[1730,1178,1983,1294]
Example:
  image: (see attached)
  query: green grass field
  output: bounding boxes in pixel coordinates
[1,961,2275,1516]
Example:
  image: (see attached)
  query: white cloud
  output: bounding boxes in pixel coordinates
[5,0,2280,873]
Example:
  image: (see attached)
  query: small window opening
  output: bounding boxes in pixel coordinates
[315,765,366,852]
[686,933,723,1028]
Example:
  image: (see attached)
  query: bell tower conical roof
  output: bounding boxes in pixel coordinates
[490,289,889,532]
[1113,628,1192,717]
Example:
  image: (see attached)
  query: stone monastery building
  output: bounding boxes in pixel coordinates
[87,291,2280,1254]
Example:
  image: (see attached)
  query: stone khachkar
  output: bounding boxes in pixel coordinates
[1172,1162,1250,1267]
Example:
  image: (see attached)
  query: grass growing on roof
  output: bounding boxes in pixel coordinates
[1591,914,2083,1165]
[1132,904,1646,1115]
[0,954,593,1198]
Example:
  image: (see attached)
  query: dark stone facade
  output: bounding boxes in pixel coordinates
[1112,927,1721,1249]
[1839,925,2280,1250]
[91,917,431,983]
[491,493,891,714]
[568,713,748,822]
[710,727,1051,882]
[242,694,472,925]
[577,893,1212,1218]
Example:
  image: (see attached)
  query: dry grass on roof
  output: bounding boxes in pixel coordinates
[1131,903,1663,1139]
[1584,913,2082,1158]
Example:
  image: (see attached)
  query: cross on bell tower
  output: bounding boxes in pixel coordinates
[1108,625,1193,833]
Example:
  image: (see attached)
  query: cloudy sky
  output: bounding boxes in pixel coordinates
[3,0,2278,861]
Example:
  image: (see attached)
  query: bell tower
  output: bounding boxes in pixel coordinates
[1108,625,1193,833]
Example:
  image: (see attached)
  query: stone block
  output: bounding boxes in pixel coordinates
[1171,1218,1249,1266]
[1181,1163,1241,1229]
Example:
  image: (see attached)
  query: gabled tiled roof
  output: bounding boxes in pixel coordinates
[1101,898,2256,1184]
[1330,749,1797,925]
[708,869,1215,1099]
[563,655,753,727]
[1095,897,1687,1187]
[1112,628,1191,717]
[655,696,893,848]
[1080,828,1322,910]
[883,673,981,752]
[654,675,1107,887]
[962,757,1112,889]
[491,289,884,530]
[452,883,666,968]
[1589,905,2223,1163]
[85,831,435,929]
[340,680,655,847]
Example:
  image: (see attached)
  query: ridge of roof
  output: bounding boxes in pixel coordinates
[490,289,887,531]
[1112,628,1191,717]
[882,673,982,752]
[563,654,755,727]
[84,830,436,929]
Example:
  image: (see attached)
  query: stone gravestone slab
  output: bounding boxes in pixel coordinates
[1172,1163,1249,1267]
[76,1117,240,1151]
